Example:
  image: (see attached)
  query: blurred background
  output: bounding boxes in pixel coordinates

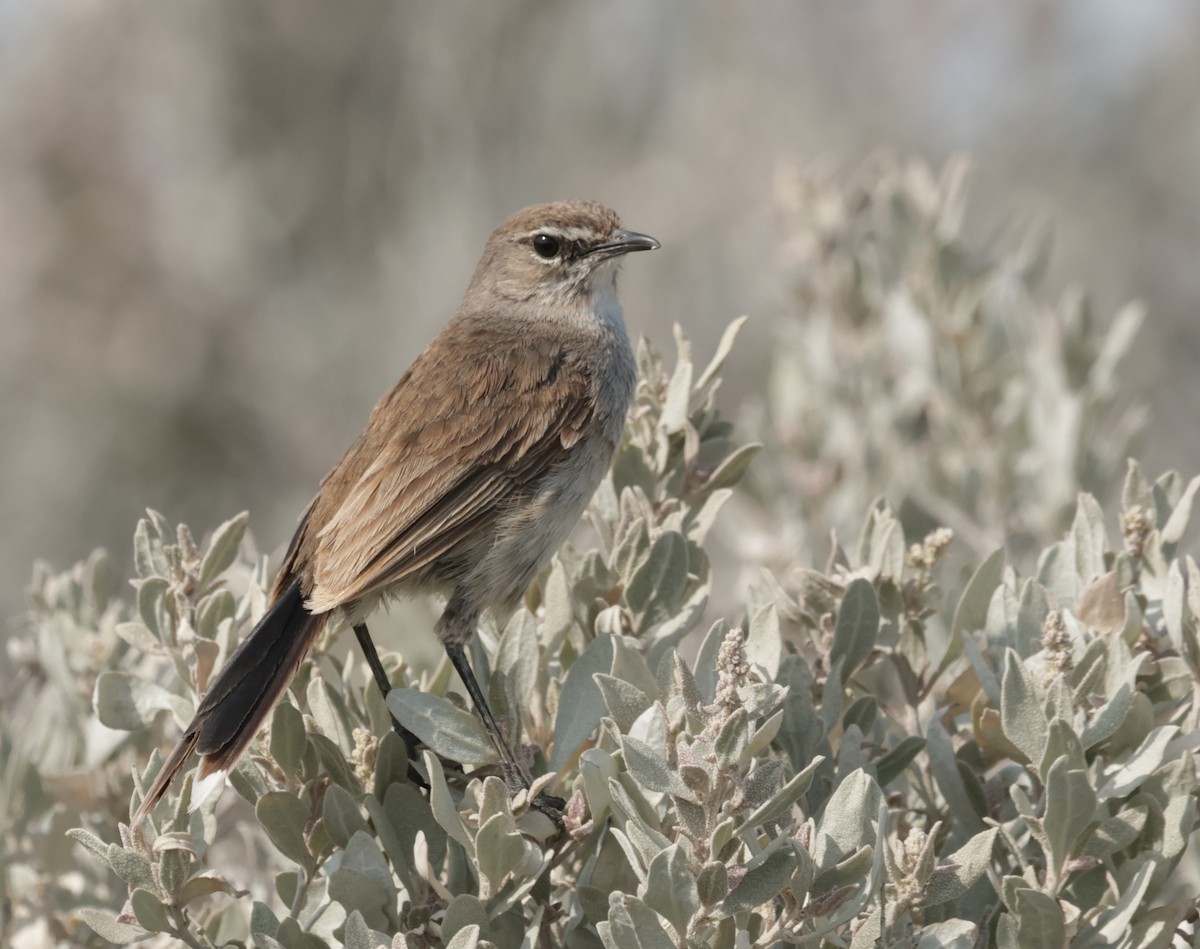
[3,0,1200,627]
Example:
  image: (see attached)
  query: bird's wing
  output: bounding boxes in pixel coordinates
[299,319,598,612]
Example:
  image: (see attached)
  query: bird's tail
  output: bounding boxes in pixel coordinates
[133,579,326,823]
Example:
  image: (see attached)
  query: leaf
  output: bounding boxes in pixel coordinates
[999,649,1047,765]
[1071,493,1108,583]
[594,674,652,732]
[130,888,171,932]
[814,769,882,866]
[256,792,314,872]
[1042,758,1096,873]
[387,689,498,766]
[939,548,1005,675]
[199,511,249,587]
[445,924,481,949]
[695,315,748,395]
[76,908,148,945]
[625,530,689,633]
[94,671,191,731]
[1012,888,1065,947]
[643,844,699,935]
[550,634,615,772]
[1094,859,1155,944]
[831,579,879,684]
[1098,726,1179,800]
[876,736,926,787]
[323,783,370,849]
[923,828,998,907]
[659,326,693,435]
[1081,806,1147,860]
[721,845,797,916]
[1162,474,1200,544]
[734,755,824,835]
[600,894,676,949]
[620,733,693,800]
[745,601,782,681]
[270,700,308,779]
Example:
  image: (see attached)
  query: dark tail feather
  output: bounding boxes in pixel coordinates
[133,579,326,823]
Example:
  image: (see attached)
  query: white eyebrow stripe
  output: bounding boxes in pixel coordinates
[521,227,596,243]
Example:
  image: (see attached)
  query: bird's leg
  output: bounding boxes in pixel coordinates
[352,622,426,787]
[443,640,565,823]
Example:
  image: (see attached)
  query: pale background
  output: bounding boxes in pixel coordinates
[3,1,1200,628]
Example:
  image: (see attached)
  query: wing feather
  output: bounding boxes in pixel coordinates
[292,319,598,612]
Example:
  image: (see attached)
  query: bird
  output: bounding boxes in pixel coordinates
[133,200,659,825]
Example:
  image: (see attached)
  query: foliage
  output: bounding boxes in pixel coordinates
[3,157,1198,947]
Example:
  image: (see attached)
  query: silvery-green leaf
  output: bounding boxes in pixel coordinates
[694,619,729,701]
[923,827,998,907]
[1122,459,1154,514]
[256,792,315,873]
[939,548,1005,675]
[541,560,576,653]
[195,589,236,640]
[720,844,797,916]
[136,577,170,637]
[811,844,874,899]
[1162,474,1200,545]
[328,832,395,932]
[175,872,243,907]
[594,674,651,732]
[659,327,693,435]
[831,579,879,684]
[1098,726,1179,801]
[476,811,528,892]
[814,769,881,866]
[1072,493,1108,584]
[114,621,160,654]
[625,530,689,633]
[643,844,699,935]
[387,689,498,766]
[250,900,280,936]
[106,843,156,890]
[424,751,473,857]
[445,923,481,949]
[133,517,167,580]
[309,733,363,794]
[490,610,539,736]
[927,720,985,840]
[1011,888,1065,947]
[67,828,109,863]
[699,443,761,494]
[550,635,615,772]
[612,514,651,587]
[129,888,170,932]
[1043,758,1095,873]
[695,315,748,395]
[94,671,191,731]
[580,748,618,824]
[611,635,660,701]
[1080,683,1132,750]
[915,920,978,949]
[1081,806,1147,860]
[307,677,353,751]
[745,601,781,681]
[1039,717,1085,780]
[1094,858,1155,945]
[1000,649,1047,765]
[875,736,926,787]
[620,733,692,800]
[323,783,369,850]
[696,860,728,908]
[342,910,387,949]
[713,707,748,771]
[843,696,877,734]
[199,511,249,587]
[600,893,676,949]
[270,700,307,780]
[1015,579,1050,658]
[76,909,148,945]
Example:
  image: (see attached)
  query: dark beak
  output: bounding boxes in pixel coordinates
[587,228,661,258]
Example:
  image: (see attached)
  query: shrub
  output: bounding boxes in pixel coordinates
[3,157,1196,948]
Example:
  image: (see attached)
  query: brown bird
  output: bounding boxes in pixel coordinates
[134,200,658,823]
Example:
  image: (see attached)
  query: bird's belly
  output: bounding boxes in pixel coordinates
[464,431,617,614]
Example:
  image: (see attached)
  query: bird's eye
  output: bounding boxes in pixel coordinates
[532,233,561,259]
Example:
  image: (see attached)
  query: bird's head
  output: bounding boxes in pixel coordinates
[470,200,659,306]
